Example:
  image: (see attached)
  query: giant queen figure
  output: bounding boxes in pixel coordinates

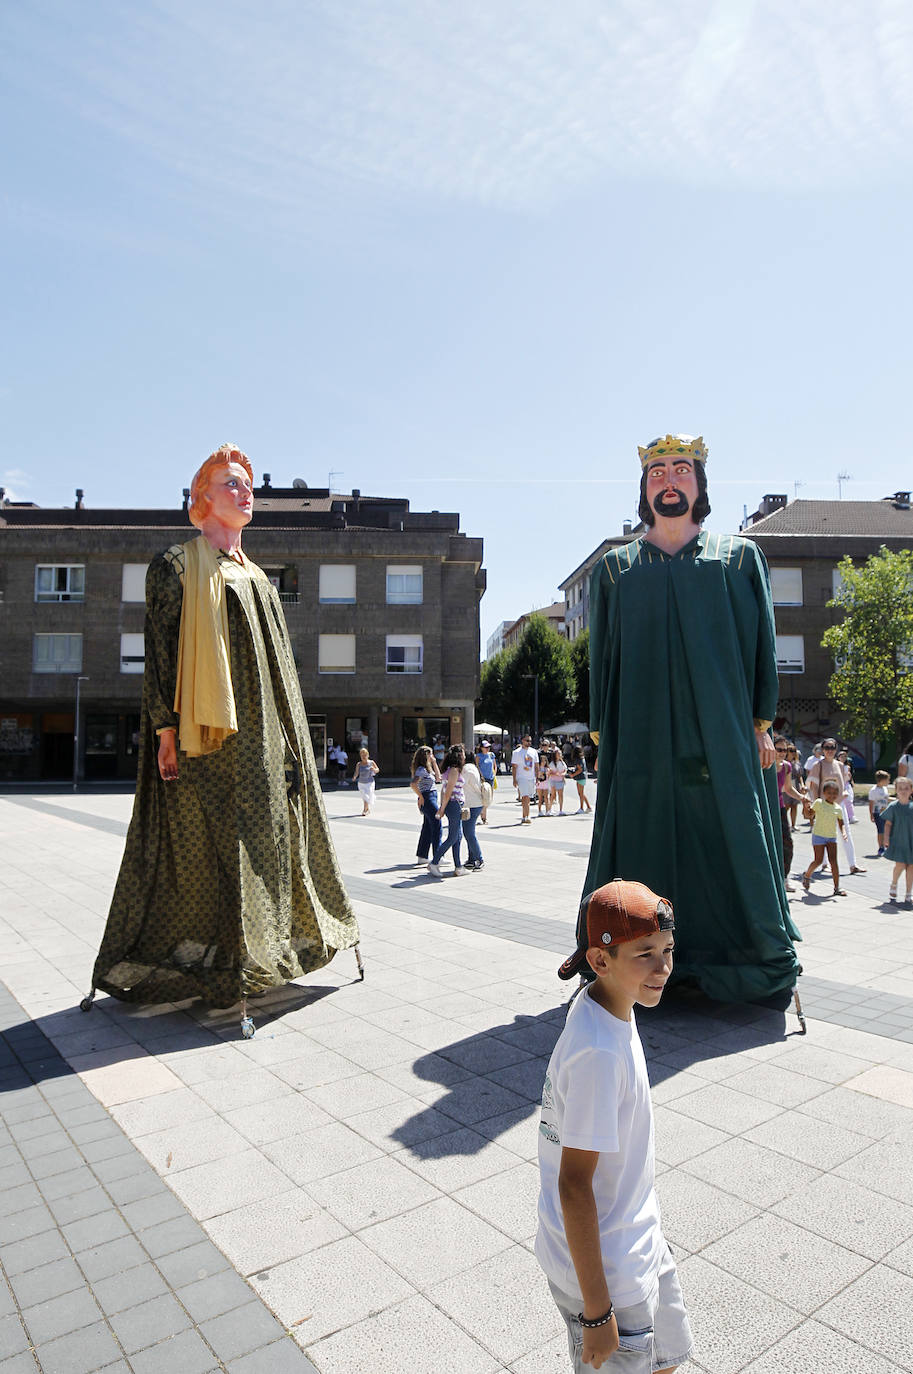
[84,444,361,1036]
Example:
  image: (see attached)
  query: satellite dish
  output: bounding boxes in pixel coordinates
[292,478,308,489]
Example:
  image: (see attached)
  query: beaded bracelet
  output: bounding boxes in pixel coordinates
[578,1303,614,1328]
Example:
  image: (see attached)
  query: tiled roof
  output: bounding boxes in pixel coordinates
[748,499,913,537]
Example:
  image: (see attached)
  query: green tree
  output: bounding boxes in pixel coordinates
[570,628,590,724]
[822,546,913,755]
[501,614,575,733]
[478,648,511,727]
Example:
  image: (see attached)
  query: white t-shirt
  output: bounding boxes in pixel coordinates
[511,746,538,779]
[535,988,664,1307]
[869,784,889,816]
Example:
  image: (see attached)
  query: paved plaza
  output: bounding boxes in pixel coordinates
[2,780,913,1373]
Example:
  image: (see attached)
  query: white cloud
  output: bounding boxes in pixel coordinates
[5,0,913,220]
[1,469,32,502]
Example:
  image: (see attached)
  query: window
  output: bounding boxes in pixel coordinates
[319,565,356,603]
[121,564,147,602]
[769,567,802,606]
[35,565,84,602]
[775,635,804,674]
[386,565,422,604]
[832,568,847,600]
[402,717,450,757]
[120,633,145,674]
[33,634,83,673]
[386,635,423,673]
[318,634,356,673]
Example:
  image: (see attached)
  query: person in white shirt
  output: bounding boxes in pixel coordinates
[511,734,538,825]
[537,880,692,1372]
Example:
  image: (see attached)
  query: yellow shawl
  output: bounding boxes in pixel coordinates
[173,537,238,756]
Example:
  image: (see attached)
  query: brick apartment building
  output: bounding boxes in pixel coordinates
[0,481,486,782]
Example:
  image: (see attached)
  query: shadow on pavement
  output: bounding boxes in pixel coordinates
[391,988,800,1159]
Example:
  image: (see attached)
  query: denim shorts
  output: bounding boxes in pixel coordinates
[548,1245,693,1372]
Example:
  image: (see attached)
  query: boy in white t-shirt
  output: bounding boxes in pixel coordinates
[536,881,692,1372]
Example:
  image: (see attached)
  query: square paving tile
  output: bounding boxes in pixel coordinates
[306,1153,442,1231]
[655,1172,758,1253]
[452,1161,540,1243]
[676,1254,801,1374]
[197,1299,287,1361]
[221,1093,332,1145]
[834,1137,913,1207]
[33,1319,123,1374]
[739,1317,905,1373]
[305,1291,499,1374]
[744,1110,874,1170]
[129,1326,218,1374]
[166,1149,291,1220]
[108,1292,193,1355]
[394,1125,520,1192]
[773,1174,913,1260]
[20,1287,102,1345]
[203,1187,346,1275]
[249,1235,413,1340]
[816,1265,913,1369]
[428,1244,557,1364]
[679,1136,820,1208]
[263,1121,384,1185]
[701,1212,873,1312]
[359,1195,510,1288]
[666,1082,785,1134]
[652,1105,729,1167]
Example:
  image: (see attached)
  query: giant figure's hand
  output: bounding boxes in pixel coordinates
[755,729,776,770]
[158,729,179,782]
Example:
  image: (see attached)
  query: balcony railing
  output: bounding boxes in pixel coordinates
[278,592,300,604]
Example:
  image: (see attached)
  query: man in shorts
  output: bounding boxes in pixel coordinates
[511,733,538,825]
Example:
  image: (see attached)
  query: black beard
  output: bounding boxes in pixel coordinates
[652,489,691,519]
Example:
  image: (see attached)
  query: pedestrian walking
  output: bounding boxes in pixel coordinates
[430,744,467,876]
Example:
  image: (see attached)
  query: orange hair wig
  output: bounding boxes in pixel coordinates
[188,444,254,528]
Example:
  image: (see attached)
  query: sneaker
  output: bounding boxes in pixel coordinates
[889,887,897,902]
[906,896,913,908]
[454,866,468,875]
[558,810,565,816]
[471,860,484,871]
[878,847,885,857]
[521,817,532,825]
[785,880,796,892]
[428,863,443,878]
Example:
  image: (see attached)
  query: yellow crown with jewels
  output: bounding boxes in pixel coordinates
[638,434,708,468]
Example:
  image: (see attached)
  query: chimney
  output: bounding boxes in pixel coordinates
[622,520,632,536]
[262,473,272,488]
[75,489,84,510]
[182,488,190,511]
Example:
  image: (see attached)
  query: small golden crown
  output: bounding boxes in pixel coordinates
[638,434,708,468]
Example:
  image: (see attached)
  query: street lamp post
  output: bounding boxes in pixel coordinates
[73,675,89,792]
[522,673,539,744]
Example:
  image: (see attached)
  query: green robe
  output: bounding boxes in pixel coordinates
[92,543,359,1009]
[584,530,801,1003]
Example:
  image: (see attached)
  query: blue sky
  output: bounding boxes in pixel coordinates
[3,1,913,650]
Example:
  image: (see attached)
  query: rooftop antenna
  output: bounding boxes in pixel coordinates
[328,470,343,493]
[793,479,804,501]
[837,470,851,499]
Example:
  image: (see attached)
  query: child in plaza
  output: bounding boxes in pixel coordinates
[883,775,913,906]
[536,880,692,1372]
[869,770,891,857]
[802,778,847,896]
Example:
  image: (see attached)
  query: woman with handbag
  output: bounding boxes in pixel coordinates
[429,744,467,877]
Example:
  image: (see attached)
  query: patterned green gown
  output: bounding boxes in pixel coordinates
[92,544,360,1009]
[583,530,801,1004]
